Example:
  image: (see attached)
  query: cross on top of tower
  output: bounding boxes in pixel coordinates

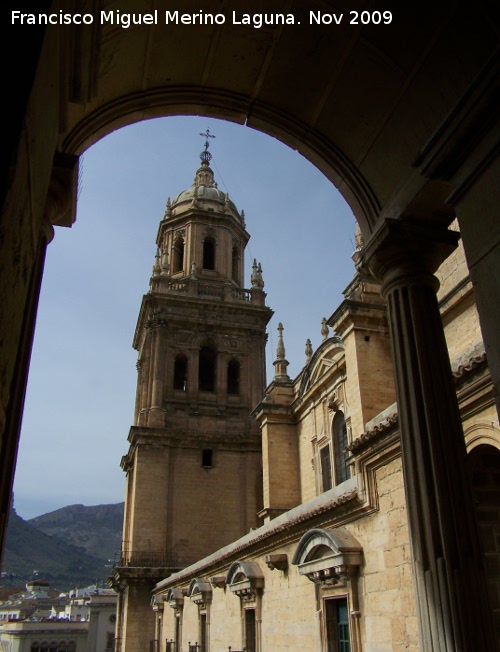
[199,129,215,165]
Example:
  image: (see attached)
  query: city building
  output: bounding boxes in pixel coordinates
[0,585,117,652]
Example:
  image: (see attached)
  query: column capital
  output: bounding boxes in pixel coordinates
[360,218,460,291]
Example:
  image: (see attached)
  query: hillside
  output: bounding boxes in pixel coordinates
[2,507,113,591]
[29,503,124,562]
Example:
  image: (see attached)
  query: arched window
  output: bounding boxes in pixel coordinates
[172,236,185,274]
[199,344,217,392]
[173,354,188,391]
[202,236,216,270]
[333,411,349,485]
[227,359,240,395]
[232,245,240,283]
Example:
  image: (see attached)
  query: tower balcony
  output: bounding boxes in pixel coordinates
[152,277,266,306]
[109,549,182,586]
[114,549,180,569]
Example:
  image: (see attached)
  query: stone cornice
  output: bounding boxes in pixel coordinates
[126,425,262,452]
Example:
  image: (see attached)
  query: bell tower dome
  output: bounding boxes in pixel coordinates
[112,134,273,652]
[152,130,248,289]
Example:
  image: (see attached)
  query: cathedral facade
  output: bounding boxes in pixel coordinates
[149,229,499,652]
[112,145,499,652]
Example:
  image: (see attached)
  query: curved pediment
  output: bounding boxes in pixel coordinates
[299,337,345,397]
[226,561,264,598]
[292,527,363,584]
[226,560,264,585]
[166,587,184,608]
[188,577,212,605]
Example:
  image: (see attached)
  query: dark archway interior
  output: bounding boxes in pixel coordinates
[468,444,500,635]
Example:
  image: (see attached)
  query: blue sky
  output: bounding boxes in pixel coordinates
[13,116,356,520]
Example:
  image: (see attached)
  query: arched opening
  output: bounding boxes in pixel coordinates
[11,116,357,521]
[227,359,240,395]
[332,411,349,485]
[173,354,188,391]
[231,245,240,283]
[468,444,500,638]
[172,236,185,274]
[199,343,217,393]
[202,236,216,270]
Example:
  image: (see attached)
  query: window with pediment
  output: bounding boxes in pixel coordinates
[188,578,212,652]
[226,561,264,652]
[166,588,184,652]
[292,528,363,652]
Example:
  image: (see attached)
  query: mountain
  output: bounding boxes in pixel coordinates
[29,503,124,562]
[2,507,114,591]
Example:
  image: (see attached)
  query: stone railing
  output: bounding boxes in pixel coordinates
[115,550,179,568]
[165,279,253,303]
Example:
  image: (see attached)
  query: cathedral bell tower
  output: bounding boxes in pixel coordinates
[111,134,273,652]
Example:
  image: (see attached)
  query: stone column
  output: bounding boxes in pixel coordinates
[362,218,495,651]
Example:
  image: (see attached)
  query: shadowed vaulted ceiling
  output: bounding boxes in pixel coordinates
[56,0,497,236]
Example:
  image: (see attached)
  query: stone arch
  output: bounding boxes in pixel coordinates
[61,95,379,238]
[464,422,500,453]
